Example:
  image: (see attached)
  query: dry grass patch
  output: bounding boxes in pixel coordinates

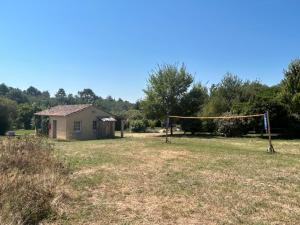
[0,136,68,225]
[55,136,300,225]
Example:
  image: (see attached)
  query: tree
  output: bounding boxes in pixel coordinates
[26,86,42,96]
[0,83,9,96]
[126,109,144,120]
[17,103,40,129]
[55,88,67,104]
[6,88,28,103]
[202,74,244,117]
[232,85,290,133]
[0,97,17,134]
[281,59,300,114]
[78,88,97,104]
[142,63,194,120]
[179,83,208,116]
[41,91,50,98]
[66,94,77,104]
[217,112,249,137]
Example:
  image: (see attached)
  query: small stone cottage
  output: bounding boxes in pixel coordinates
[35,104,116,140]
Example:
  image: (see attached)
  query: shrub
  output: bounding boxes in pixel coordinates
[0,136,67,225]
[202,120,217,133]
[217,112,249,137]
[148,120,157,129]
[0,97,17,135]
[130,120,147,132]
[181,119,202,135]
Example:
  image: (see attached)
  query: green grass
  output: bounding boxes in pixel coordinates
[54,134,300,225]
[15,129,35,136]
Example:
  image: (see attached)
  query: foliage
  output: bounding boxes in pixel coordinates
[281,59,300,114]
[126,109,144,120]
[6,88,28,104]
[16,103,41,129]
[78,88,97,104]
[217,112,250,137]
[148,119,157,129]
[1,59,300,136]
[0,83,9,96]
[55,88,67,105]
[203,73,244,116]
[181,119,202,134]
[0,136,67,225]
[202,95,228,117]
[179,83,208,116]
[0,84,134,130]
[130,120,147,132]
[142,63,194,119]
[0,97,17,135]
[26,86,42,96]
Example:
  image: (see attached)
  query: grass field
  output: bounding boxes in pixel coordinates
[14,129,35,136]
[54,133,300,225]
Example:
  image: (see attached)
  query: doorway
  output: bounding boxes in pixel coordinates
[53,120,57,138]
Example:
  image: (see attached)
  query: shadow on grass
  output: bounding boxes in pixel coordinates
[52,136,124,143]
[155,132,300,140]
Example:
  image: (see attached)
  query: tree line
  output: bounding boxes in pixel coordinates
[0,86,134,134]
[0,59,299,136]
[138,59,300,136]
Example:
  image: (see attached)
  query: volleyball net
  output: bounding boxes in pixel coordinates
[165,112,275,153]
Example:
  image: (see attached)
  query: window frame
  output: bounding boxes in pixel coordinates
[73,121,81,133]
[92,120,97,130]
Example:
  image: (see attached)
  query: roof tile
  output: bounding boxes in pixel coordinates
[35,104,92,116]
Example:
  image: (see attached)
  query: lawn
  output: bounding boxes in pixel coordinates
[54,133,300,225]
[14,129,35,136]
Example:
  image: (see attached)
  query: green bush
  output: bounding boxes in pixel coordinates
[181,119,202,135]
[202,120,217,133]
[130,120,147,132]
[0,97,17,135]
[148,120,157,129]
[217,112,249,137]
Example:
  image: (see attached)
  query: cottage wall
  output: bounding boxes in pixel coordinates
[65,106,112,140]
[49,116,67,139]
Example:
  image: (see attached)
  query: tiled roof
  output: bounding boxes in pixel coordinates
[35,104,92,116]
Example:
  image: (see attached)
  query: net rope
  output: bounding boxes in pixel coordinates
[169,113,264,120]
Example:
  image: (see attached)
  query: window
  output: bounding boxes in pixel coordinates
[92,120,97,130]
[74,121,81,132]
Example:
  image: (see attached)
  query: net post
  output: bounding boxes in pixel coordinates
[165,116,169,143]
[266,111,275,153]
[121,120,124,138]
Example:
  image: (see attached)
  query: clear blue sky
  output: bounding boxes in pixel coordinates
[0,0,299,102]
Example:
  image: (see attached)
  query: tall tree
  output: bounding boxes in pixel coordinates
[26,86,42,96]
[179,83,208,116]
[142,63,194,120]
[0,83,9,96]
[0,97,17,134]
[16,103,40,129]
[78,88,97,104]
[6,88,28,103]
[203,73,243,116]
[55,88,67,104]
[281,59,300,113]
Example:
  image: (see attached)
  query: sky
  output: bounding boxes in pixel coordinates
[0,0,299,102]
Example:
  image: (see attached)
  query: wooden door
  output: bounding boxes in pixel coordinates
[53,120,57,138]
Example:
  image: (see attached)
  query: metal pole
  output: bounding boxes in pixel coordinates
[266,111,275,153]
